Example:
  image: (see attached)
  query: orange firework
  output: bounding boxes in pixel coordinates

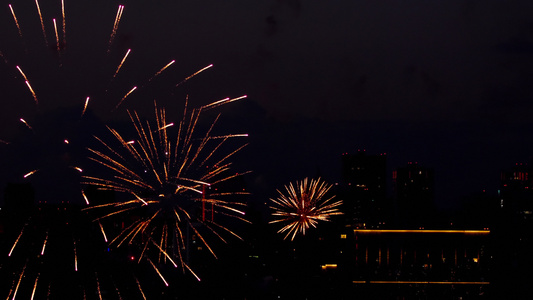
[34,0,48,46]
[82,99,249,280]
[8,4,23,38]
[53,18,60,53]
[112,49,131,79]
[148,59,175,82]
[108,5,124,51]
[269,178,343,241]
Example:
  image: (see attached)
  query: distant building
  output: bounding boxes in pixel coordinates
[348,229,491,298]
[393,162,435,227]
[340,150,388,227]
[499,163,533,223]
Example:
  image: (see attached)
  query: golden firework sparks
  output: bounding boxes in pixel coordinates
[108,5,124,51]
[114,86,137,110]
[23,169,38,178]
[135,277,147,300]
[11,264,26,300]
[175,64,213,87]
[8,227,24,256]
[8,4,23,38]
[30,275,39,300]
[112,49,131,79]
[269,178,343,241]
[83,99,250,278]
[53,18,60,53]
[61,0,66,45]
[40,231,48,255]
[81,96,90,117]
[148,59,175,82]
[148,258,168,286]
[34,0,48,46]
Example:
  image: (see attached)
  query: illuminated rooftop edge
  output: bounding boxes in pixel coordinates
[353,281,489,285]
[353,229,490,234]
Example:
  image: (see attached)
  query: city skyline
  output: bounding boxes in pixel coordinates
[0,1,532,298]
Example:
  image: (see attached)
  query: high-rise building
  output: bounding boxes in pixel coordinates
[393,162,434,227]
[340,150,387,227]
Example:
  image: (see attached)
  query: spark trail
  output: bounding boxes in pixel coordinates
[9,4,23,38]
[34,0,48,46]
[269,178,343,241]
[112,49,131,79]
[83,98,250,279]
[108,5,124,51]
[175,64,214,87]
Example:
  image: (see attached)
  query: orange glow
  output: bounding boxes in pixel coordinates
[354,229,490,234]
[321,264,337,270]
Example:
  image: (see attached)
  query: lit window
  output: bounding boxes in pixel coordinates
[340,234,347,239]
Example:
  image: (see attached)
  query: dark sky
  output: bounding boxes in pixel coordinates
[1,0,533,210]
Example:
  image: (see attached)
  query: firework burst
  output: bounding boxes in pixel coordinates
[269,178,343,241]
[82,97,249,281]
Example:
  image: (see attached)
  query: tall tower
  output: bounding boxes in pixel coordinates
[341,150,387,227]
[393,162,434,227]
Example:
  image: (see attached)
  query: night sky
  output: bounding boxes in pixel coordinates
[1,0,533,210]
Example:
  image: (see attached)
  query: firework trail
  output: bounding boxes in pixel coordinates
[112,49,131,79]
[61,0,66,46]
[114,86,137,110]
[269,178,343,241]
[34,0,48,46]
[81,97,90,118]
[53,18,60,54]
[175,64,214,88]
[148,60,175,82]
[8,4,23,38]
[108,5,124,51]
[11,263,26,300]
[83,97,249,280]
[1,2,249,297]
[30,275,39,300]
[8,227,25,257]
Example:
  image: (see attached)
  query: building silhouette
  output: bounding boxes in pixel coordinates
[340,150,388,227]
[499,163,533,223]
[393,162,435,227]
